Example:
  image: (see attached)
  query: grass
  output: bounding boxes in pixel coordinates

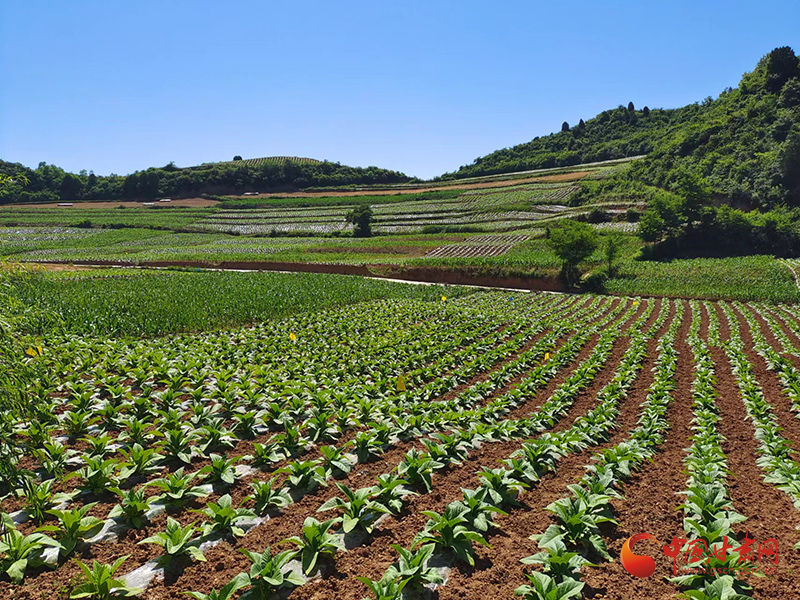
[604,255,800,302]
[12,269,474,337]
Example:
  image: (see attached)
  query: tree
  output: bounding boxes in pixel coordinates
[667,168,712,228]
[346,204,373,237]
[638,192,684,243]
[59,173,83,200]
[561,121,570,132]
[233,155,243,161]
[779,128,800,192]
[627,101,635,112]
[122,173,139,199]
[139,171,160,199]
[779,78,800,108]
[546,220,598,287]
[604,234,623,277]
[642,106,650,117]
[764,46,799,93]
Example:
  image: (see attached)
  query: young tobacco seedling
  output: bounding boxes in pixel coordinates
[246,478,292,515]
[412,505,489,567]
[384,543,443,589]
[193,494,256,538]
[238,546,305,599]
[395,449,443,493]
[281,517,344,575]
[148,467,208,508]
[184,575,247,600]
[514,571,584,600]
[69,556,141,599]
[22,478,72,524]
[355,574,409,600]
[198,454,239,486]
[318,483,390,534]
[0,513,60,583]
[139,517,205,566]
[38,503,105,558]
[108,487,156,529]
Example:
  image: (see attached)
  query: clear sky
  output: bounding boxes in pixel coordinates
[2,1,799,180]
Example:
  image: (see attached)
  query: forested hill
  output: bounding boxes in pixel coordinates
[442,46,800,208]
[0,157,414,203]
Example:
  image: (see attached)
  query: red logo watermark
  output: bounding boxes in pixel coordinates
[620,532,779,577]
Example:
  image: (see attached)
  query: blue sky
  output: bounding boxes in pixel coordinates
[2,1,799,179]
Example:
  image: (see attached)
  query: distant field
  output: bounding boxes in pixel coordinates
[3,156,798,302]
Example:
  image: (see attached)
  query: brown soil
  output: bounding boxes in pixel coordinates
[36,260,567,292]
[711,350,800,598]
[726,303,800,458]
[231,300,656,600]
[704,302,800,599]
[432,301,676,600]
[137,300,643,599]
[581,300,694,598]
[11,298,800,599]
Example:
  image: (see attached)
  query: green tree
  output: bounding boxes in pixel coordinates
[546,220,598,287]
[139,171,160,199]
[346,204,373,237]
[638,191,684,243]
[779,128,800,192]
[667,168,712,228]
[764,46,799,93]
[779,78,800,107]
[122,173,139,199]
[561,121,570,132]
[604,234,622,277]
[59,173,83,200]
[233,155,243,161]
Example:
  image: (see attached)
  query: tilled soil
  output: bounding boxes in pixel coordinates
[10,297,800,600]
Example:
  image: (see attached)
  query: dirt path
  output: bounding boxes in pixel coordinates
[27,259,568,293]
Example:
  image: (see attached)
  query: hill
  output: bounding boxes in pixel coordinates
[443,46,800,208]
[0,156,413,203]
[192,156,323,169]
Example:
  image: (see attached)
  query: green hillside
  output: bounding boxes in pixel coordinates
[444,47,800,208]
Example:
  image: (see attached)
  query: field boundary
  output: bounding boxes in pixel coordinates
[29,259,567,292]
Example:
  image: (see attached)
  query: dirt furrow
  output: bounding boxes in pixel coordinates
[281,303,665,600]
[712,304,800,599]
[726,303,800,459]
[434,304,675,600]
[712,345,800,599]
[138,319,640,599]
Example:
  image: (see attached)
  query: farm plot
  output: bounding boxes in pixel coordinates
[426,234,532,259]
[3,291,800,600]
[192,186,578,237]
[459,183,579,208]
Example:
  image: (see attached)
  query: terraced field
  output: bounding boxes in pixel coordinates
[3,291,800,599]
